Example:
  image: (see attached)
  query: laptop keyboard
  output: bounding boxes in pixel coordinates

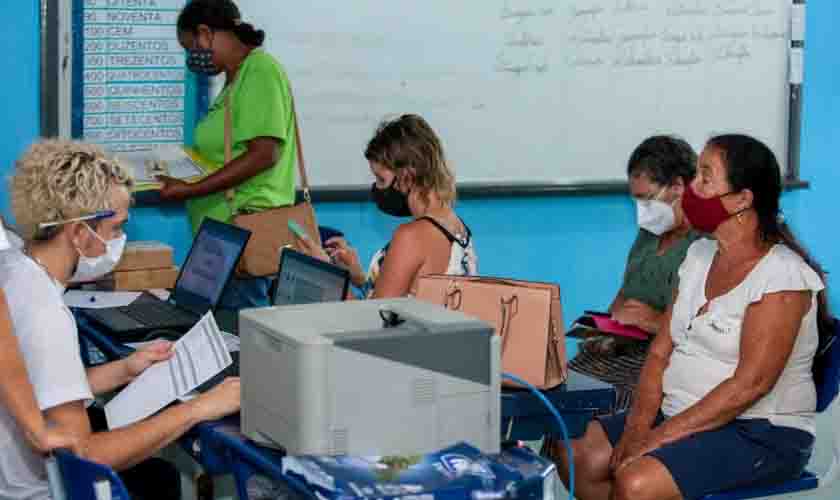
[118,301,196,329]
[90,310,146,332]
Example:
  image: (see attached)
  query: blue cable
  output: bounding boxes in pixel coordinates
[502,372,574,500]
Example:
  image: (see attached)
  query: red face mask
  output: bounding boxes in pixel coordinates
[681,184,733,233]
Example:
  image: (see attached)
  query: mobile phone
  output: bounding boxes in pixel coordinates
[584,310,611,317]
[288,219,310,240]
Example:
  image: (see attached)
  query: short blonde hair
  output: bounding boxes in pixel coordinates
[364,114,456,205]
[10,140,133,240]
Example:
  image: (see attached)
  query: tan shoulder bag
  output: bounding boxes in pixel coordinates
[223,86,321,277]
[415,275,566,389]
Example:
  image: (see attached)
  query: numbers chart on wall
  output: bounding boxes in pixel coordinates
[73,0,202,154]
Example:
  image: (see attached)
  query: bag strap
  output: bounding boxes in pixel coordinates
[288,88,312,202]
[223,80,313,210]
[223,89,235,208]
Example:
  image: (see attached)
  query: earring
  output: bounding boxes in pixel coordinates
[736,212,744,224]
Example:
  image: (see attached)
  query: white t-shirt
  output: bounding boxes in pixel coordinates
[0,224,22,252]
[662,239,824,435]
[0,250,92,499]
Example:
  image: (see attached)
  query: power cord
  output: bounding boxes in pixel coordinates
[502,373,574,500]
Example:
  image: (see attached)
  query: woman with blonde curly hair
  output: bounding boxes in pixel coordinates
[0,140,240,499]
[297,114,477,298]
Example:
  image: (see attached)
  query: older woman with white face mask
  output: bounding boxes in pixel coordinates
[565,135,700,413]
[0,141,240,500]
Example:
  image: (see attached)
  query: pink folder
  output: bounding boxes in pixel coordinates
[585,314,651,340]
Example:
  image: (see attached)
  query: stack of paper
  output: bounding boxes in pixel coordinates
[113,145,212,191]
[126,330,240,353]
[104,313,232,429]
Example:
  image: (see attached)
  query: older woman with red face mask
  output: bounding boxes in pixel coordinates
[557,135,830,500]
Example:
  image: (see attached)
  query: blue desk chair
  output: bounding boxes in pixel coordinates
[74,312,134,366]
[48,449,130,500]
[704,320,840,500]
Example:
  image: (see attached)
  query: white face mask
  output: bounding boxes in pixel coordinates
[70,225,127,283]
[636,197,676,236]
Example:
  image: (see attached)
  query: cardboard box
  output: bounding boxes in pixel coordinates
[114,241,173,272]
[100,266,180,291]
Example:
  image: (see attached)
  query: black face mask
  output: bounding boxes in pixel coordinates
[371,180,412,217]
[186,47,222,76]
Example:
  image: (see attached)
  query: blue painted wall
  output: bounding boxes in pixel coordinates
[0,1,41,217]
[781,0,840,316]
[1,1,837,328]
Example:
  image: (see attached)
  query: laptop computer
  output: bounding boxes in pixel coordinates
[82,218,251,342]
[271,247,351,306]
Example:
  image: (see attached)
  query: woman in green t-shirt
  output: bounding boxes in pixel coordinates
[568,136,700,411]
[158,0,297,309]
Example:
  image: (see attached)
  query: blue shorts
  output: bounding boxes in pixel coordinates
[598,411,814,500]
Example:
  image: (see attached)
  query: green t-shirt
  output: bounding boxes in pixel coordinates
[186,49,296,233]
[621,229,702,312]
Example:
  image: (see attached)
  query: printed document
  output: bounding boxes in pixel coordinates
[114,145,205,184]
[104,313,232,429]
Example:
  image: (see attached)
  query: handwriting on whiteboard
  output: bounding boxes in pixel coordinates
[494,0,786,75]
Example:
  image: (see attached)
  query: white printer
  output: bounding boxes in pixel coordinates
[240,298,500,456]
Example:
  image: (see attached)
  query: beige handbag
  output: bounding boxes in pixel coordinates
[223,86,321,277]
[415,275,566,389]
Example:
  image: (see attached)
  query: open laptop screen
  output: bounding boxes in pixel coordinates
[173,219,250,316]
[273,248,350,306]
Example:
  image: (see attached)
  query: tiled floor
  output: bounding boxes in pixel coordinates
[555,401,840,500]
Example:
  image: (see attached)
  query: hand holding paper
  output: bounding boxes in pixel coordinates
[104,313,234,429]
[117,146,206,185]
[123,341,174,379]
[156,175,195,202]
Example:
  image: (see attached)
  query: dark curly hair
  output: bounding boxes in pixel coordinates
[627,135,697,187]
[177,0,265,47]
[708,134,833,349]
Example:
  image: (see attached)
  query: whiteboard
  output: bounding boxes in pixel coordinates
[232,0,793,188]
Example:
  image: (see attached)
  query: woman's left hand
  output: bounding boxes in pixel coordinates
[157,175,194,201]
[124,341,174,378]
[614,431,663,472]
[613,299,661,332]
[325,237,366,286]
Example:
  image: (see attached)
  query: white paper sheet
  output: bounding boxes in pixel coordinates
[127,330,240,353]
[63,291,141,309]
[104,313,232,429]
[221,331,240,352]
[115,145,204,184]
[147,288,171,301]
